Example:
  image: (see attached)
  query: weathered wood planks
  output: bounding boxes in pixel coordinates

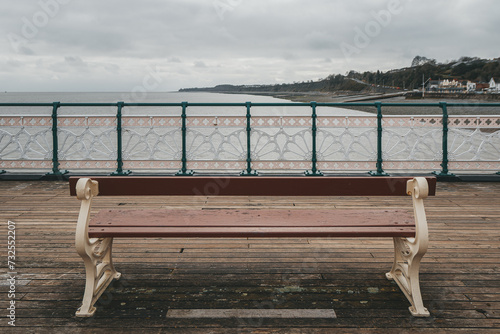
[0,180,499,332]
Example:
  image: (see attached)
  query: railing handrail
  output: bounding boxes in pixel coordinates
[1,101,500,177]
[2,102,500,107]
[2,114,499,118]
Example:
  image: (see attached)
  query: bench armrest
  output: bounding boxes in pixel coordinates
[406,177,429,255]
[76,177,99,200]
[75,178,99,256]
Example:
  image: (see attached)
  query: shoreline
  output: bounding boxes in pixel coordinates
[2,91,499,116]
[225,91,500,115]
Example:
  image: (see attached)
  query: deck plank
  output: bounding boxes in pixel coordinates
[0,180,499,332]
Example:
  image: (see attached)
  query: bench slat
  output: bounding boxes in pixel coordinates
[89,209,413,228]
[88,226,415,238]
[87,209,415,238]
[69,176,437,197]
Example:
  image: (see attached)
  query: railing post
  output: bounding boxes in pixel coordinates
[176,102,194,176]
[433,102,455,176]
[369,102,389,176]
[46,102,68,176]
[305,101,323,176]
[241,102,258,176]
[111,102,131,175]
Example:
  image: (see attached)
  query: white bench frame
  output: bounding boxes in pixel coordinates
[73,177,431,317]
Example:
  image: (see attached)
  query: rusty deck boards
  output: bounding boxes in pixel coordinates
[0,180,499,333]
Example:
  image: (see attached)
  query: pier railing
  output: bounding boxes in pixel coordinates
[1,102,500,176]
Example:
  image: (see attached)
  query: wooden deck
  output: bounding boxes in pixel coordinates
[1,180,499,333]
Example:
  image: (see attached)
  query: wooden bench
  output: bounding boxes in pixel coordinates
[70,176,436,318]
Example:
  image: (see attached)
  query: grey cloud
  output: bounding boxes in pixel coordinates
[305,31,337,50]
[17,45,36,56]
[194,61,207,68]
[6,59,22,68]
[104,63,120,74]
[65,56,87,68]
[0,0,499,91]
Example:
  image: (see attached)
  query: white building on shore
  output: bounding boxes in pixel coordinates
[489,78,499,93]
[467,81,476,92]
[427,78,499,93]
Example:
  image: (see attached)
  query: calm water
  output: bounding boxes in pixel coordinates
[0,92,370,117]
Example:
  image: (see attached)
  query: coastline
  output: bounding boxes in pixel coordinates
[2,91,499,116]
[220,91,500,115]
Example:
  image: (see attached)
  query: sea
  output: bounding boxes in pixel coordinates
[0,92,371,117]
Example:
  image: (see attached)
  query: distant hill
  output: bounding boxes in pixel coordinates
[180,56,500,94]
[349,56,500,90]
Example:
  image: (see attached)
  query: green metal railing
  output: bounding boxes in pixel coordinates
[433,102,453,176]
[48,102,67,176]
[110,102,131,176]
[176,101,194,176]
[1,101,500,176]
[304,102,323,176]
[368,102,389,176]
[241,102,258,176]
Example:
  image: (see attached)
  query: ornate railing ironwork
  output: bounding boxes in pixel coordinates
[1,101,499,175]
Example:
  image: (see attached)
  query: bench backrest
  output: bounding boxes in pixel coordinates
[69,176,436,197]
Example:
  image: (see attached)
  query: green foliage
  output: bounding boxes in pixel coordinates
[339,57,500,91]
[180,57,500,93]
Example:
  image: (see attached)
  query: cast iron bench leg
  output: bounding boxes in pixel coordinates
[75,179,121,317]
[386,178,430,317]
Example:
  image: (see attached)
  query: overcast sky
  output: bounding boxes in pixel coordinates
[1,0,499,92]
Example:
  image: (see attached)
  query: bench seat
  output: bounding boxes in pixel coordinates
[88,209,415,238]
